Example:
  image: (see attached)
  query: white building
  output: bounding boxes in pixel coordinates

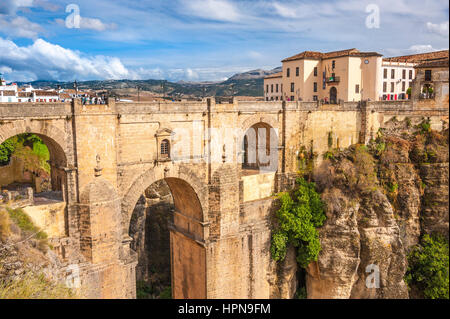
[379,61,415,101]
[32,90,60,102]
[0,77,18,102]
[379,50,449,101]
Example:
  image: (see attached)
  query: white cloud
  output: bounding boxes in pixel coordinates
[185,68,199,80]
[0,0,57,14]
[0,0,35,15]
[33,0,60,12]
[0,37,130,81]
[426,21,449,37]
[0,15,43,39]
[55,17,117,32]
[272,3,299,18]
[181,0,241,22]
[408,44,439,53]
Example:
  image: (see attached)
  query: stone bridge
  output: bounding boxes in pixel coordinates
[0,97,448,299]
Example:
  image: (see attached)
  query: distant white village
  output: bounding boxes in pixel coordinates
[0,76,106,104]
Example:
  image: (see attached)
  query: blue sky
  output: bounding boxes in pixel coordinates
[0,0,448,82]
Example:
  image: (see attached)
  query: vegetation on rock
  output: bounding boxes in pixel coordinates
[0,272,76,299]
[0,207,76,299]
[0,134,50,173]
[405,234,449,299]
[271,178,326,268]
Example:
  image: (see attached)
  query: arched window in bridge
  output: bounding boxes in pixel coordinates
[161,139,170,158]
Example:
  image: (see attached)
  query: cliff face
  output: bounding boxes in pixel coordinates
[0,207,73,298]
[306,120,448,299]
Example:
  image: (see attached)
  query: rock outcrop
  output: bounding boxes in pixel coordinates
[306,121,448,299]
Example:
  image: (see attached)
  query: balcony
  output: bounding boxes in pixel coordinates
[326,76,340,84]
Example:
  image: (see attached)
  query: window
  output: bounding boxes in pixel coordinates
[276,84,279,93]
[402,81,406,92]
[390,82,395,93]
[314,67,318,76]
[271,84,273,93]
[313,95,318,101]
[391,69,395,79]
[425,70,432,81]
[409,81,413,88]
[383,82,387,93]
[313,82,318,93]
[281,84,283,93]
[290,96,294,101]
[402,70,406,79]
[355,84,360,94]
[287,68,290,77]
[409,70,413,79]
[161,139,170,158]
[383,69,388,79]
[332,60,336,69]
[291,82,295,93]
[296,67,299,77]
[266,85,268,93]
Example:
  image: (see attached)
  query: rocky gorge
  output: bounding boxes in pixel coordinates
[303,118,449,299]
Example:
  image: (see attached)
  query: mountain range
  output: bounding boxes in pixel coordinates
[14,67,282,98]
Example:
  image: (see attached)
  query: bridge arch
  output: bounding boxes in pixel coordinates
[122,165,208,233]
[0,121,69,196]
[0,120,67,155]
[122,165,208,299]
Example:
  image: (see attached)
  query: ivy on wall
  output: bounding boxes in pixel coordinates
[271,178,326,268]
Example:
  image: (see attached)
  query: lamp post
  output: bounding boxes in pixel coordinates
[73,80,78,98]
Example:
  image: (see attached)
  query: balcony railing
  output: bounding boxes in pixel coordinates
[326,76,340,84]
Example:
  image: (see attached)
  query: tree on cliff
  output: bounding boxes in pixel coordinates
[271,178,326,268]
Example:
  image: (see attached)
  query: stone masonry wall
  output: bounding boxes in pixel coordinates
[0,97,448,299]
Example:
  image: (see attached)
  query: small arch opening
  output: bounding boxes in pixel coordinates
[242,122,278,175]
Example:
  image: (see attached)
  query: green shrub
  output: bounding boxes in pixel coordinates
[0,134,50,172]
[0,138,17,165]
[159,287,172,299]
[419,120,431,134]
[323,151,334,160]
[295,286,307,299]
[136,280,153,299]
[405,234,449,299]
[387,182,398,194]
[271,178,326,268]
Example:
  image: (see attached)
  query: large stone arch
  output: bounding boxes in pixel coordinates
[122,164,208,299]
[121,164,208,237]
[0,120,69,194]
[0,120,67,156]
